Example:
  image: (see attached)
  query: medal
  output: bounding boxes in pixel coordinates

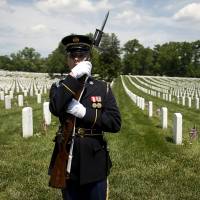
[90,96,102,109]
[96,96,102,102]
[92,103,97,108]
[96,103,102,108]
[91,96,96,102]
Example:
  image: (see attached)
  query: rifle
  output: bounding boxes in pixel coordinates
[49,11,109,189]
[49,81,85,189]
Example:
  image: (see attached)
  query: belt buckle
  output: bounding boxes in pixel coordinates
[78,128,85,138]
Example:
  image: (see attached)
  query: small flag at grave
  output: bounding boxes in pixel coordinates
[189,125,198,143]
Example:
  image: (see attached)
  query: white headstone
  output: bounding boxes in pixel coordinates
[141,98,145,110]
[16,87,19,93]
[5,88,8,94]
[187,97,191,108]
[24,90,28,97]
[136,96,140,107]
[148,101,153,117]
[173,113,182,144]
[43,102,51,125]
[44,87,47,94]
[168,94,172,102]
[161,107,168,129]
[37,94,41,104]
[18,95,24,107]
[177,96,180,104]
[0,91,4,100]
[182,96,185,106]
[35,89,38,95]
[5,95,11,109]
[39,88,43,94]
[30,89,33,96]
[195,98,199,109]
[22,107,33,138]
[9,90,13,99]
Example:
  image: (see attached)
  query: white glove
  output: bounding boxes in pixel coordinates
[66,99,86,118]
[71,61,92,79]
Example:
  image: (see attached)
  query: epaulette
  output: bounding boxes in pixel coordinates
[55,80,60,87]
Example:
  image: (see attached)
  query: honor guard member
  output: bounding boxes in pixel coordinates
[48,34,121,200]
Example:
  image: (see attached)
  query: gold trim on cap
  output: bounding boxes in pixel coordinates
[66,42,91,48]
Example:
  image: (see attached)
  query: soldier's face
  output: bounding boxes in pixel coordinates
[67,51,90,69]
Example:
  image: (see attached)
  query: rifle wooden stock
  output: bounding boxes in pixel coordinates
[49,77,85,189]
[49,118,74,188]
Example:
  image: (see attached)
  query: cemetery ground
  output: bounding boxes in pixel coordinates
[0,78,200,199]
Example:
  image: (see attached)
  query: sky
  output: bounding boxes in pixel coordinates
[0,0,200,57]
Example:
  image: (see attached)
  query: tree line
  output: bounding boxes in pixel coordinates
[0,33,200,81]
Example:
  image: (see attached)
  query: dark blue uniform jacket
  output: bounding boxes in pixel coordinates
[49,75,121,185]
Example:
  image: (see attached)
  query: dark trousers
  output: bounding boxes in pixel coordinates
[61,179,107,200]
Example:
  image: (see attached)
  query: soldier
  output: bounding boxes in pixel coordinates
[48,34,121,200]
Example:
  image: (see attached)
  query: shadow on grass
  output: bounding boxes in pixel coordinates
[156,124,162,128]
[165,136,174,143]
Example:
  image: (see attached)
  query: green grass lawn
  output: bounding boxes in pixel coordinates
[1,78,200,200]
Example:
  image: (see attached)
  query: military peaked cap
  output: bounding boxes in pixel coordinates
[61,34,93,53]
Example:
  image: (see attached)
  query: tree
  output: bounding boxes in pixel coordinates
[122,39,144,74]
[9,47,43,72]
[91,48,100,76]
[0,55,13,70]
[46,43,66,75]
[155,42,194,77]
[188,41,200,77]
[137,47,154,75]
[97,33,121,81]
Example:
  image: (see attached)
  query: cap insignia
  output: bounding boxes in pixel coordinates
[73,37,79,43]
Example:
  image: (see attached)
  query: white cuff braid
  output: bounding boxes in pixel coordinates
[66,99,86,118]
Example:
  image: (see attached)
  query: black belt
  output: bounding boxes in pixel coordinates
[75,128,103,137]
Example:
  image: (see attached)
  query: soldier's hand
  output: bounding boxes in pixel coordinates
[66,99,86,118]
[70,61,92,79]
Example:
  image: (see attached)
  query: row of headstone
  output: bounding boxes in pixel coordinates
[22,102,51,138]
[143,76,200,99]
[128,75,200,110]
[3,94,44,109]
[135,75,200,97]
[144,76,200,92]
[121,76,145,110]
[0,76,53,99]
[121,76,183,145]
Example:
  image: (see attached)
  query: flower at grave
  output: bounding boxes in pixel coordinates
[189,125,198,142]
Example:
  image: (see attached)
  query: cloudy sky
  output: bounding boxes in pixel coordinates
[0,0,200,57]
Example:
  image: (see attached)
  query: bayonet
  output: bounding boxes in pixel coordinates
[93,11,109,47]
